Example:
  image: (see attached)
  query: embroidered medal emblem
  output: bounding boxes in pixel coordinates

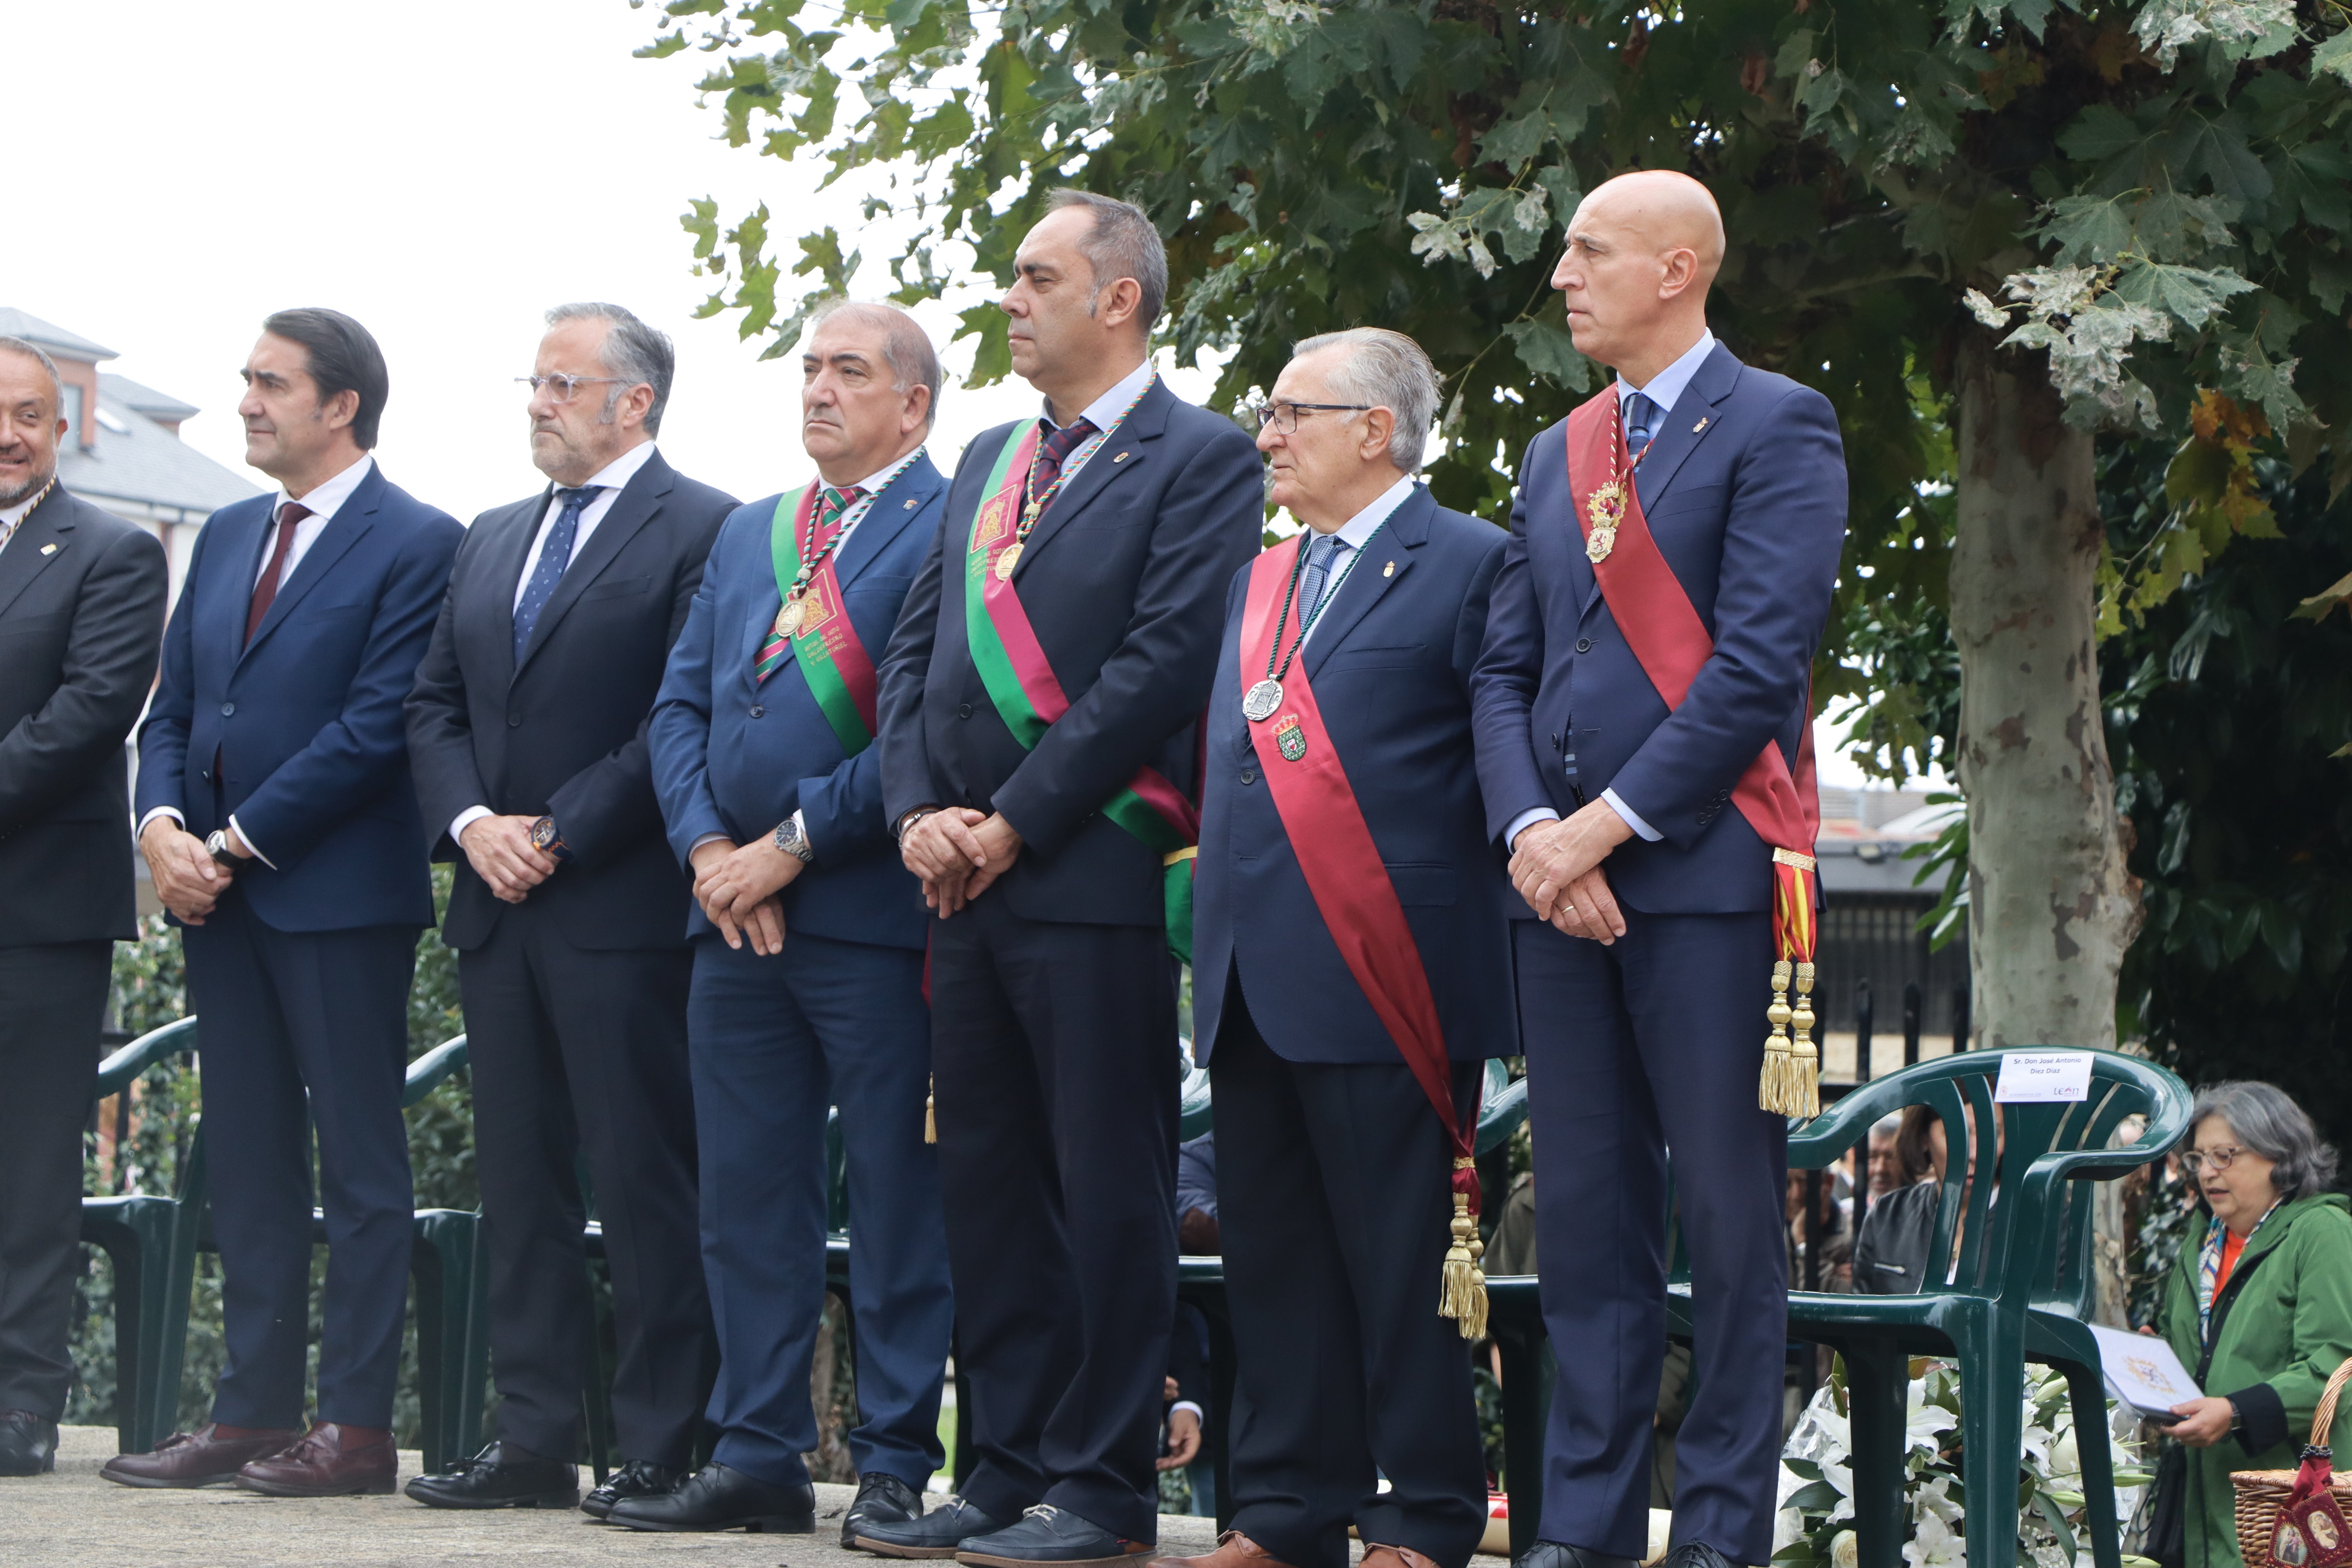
[1242,679,1282,724]
[1585,479,1627,563]
[993,541,1024,581]
[777,598,807,638]
[1275,715,1307,762]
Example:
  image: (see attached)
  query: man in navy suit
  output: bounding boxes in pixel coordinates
[1165,328,1509,1568]
[867,192,1263,1567]
[403,304,736,1516]
[1470,172,1847,1568]
[114,309,463,1496]
[635,300,952,1537]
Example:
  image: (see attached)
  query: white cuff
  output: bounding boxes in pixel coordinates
[1169,1400,1205,1425]
[1505,807,1559,853]
[791,808,813,862]
[227,813,278,869]
[137,806,186,838]
[1601,788,1662,843]
[689,833,732,854]
[450,805,494,846]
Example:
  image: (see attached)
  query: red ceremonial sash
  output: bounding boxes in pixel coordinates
[1563,392,1825,1115]
[1239,540,1487,1335]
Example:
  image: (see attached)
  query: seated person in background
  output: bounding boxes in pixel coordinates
[1851,1101,1999,1294]
[1177,1132,1219,1256]
[1865,1113,1907,1196]
[1161,1306,1208,1477]
[1785,1170,1851,1293]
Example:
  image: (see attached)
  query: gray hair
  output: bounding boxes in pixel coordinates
[1046,189,1169,332]
[2185,1081,2340,1203]
[809,299,943,428]
[1870,1114,1903,1138]
[1290,327,1442,471]
[545,302,675,436]
[0,336,64,412]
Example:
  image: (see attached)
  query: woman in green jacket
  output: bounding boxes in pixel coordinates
[2151,1080,2352,1568]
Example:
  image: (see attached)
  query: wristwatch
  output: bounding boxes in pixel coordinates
[774,812,814,864]
[203,829,241,868]
[529,815,572,863]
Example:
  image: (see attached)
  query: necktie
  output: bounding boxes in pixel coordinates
[245,502,312,646]
[1029,417,1099,508]
[514,486,601,661]
[755,485,864,683]
[1624,390,1657,458]
[1300,530,1348,619]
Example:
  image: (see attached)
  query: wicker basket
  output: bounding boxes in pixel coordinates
[2232,1357,2352,1566]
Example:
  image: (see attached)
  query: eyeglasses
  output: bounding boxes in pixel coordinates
[1250,401,1374,433]
[2182,1145,2246,1174]
[517,374,630,404]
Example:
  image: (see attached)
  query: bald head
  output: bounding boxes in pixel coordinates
[1552,169,1724,386]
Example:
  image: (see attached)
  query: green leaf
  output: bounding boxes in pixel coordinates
[2312,25,2352,84]
[1784,1480,1843,1513]
[2039,193,2134,265]
[1505,318,1593,393]
[1479,110,1551,171]
[2058,104,2144,162]
[2111,261,2257,330]
[2260,902,2303,975]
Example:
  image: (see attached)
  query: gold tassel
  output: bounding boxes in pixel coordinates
[924,1075,936,1145]
[1788,961,1821,1118]
[1758,958,1799,1114]
[1438,1158,1489,1341]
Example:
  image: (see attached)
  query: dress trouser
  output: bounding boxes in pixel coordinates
[1210,975,1488,1568]
[1515,909,1788,1567]
[0,940,113,1419]
[929,893,1178,1544]
[459,897,708,1466]
[688,928,951,1490]
[182,898,416,1428]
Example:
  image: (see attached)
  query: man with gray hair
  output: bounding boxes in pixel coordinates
[403,303,737,1514]
[1159,327,1510,1568]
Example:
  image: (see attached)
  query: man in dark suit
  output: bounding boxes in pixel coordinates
[401,303,735,1516]
[866,191,1262,1567]
[1163,328,1508,1568]
[113,309,463,1496]
[0,338,168,1478]
[633,299,951,1538]
[1470,171,1847,1568]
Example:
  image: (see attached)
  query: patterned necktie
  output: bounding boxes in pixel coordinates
[245,502,312,646]
[755,485,863,683]
[1300,530,1348,619]
[514,486,601,661]
[1029,417,1099,509]
[1624,390,1658,458]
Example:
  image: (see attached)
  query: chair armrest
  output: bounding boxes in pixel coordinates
[403,1035,470,1109]
[1180,1060,1213,1141]
[93,1017,200,1101]
[1477,1073,1528,1155]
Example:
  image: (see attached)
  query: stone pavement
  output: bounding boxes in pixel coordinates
[0,1428,1227,1568]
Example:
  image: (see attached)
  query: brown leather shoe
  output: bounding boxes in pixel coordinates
[1360,1546,1445,1568]
[234,1423,398,1497]
[100,1424,303,1489]
[1151,1532,1305,1568]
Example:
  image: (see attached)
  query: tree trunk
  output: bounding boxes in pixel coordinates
[1949,333,2143,1054]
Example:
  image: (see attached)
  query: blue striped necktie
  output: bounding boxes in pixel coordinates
[1624,391,1658,457]
[1301,530,1347,617]
[514,485,601,660]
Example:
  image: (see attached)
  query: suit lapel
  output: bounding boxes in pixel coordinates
[516,448,672,673]
[1302,487,1427,678]
[480,491,545,686]
[833,454,940,593]
[1008,378,1170,584]
[240,467,383,665]
[1632,342,1741,515]
[0,486,76,621]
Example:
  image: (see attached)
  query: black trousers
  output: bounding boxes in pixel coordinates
[0,940,112,1419]
[459,899,708,1466]
[1210,977,1488,1568]
[929,894,1179,1543]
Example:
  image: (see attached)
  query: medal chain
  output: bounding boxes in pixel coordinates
[1261,521,1384,688]
[784,452,917,615]
[1012,376,1156,546]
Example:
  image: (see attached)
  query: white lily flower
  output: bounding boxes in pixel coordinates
[1902,1513,1965,1568]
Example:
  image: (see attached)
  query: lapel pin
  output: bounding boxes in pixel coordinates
[904,499,917,509]
[1693,417,1710,433]
[1383,560,1395,577]
[1112,451,1130,463]
[40,543,58,555]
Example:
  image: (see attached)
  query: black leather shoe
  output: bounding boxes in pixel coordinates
[607,1460,815,1533]
[0,1411,59,1477]
[1661,1546,1741,1568]
[845,1470,927,1548]
[581,1458,683,1521]
[1514,1544,1637,1568]
[858,1493,1009,1557]
[957,1503,1155,1567]
[404,1441,578,1509]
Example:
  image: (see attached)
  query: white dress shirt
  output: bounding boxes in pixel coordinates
[1041,359,1156,495]
[1504,330,1719,855]
[1295,474,1417,651]
[137,453,378,865]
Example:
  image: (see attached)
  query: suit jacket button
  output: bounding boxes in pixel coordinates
[507,716,522,728]
[750,705,764,719]
[1575,637,1593,654]
[1240,768,1256,785]
[957,702,973,720]
[220,701,235,717]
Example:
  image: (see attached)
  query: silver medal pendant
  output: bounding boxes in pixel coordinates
[1243,679,1283,724]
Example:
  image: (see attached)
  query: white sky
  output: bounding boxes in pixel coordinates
[14,0,1899,788]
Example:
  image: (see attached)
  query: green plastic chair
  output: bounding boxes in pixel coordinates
[1664,1049,2190,1568]
[401,1034,487,1473]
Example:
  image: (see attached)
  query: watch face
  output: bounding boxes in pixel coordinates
[530,818,557,851]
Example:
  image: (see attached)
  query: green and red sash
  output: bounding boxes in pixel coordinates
[1238,539,1488,1338]
[963,421,1199,961]
[769,483,882,755]
[1563,391,1825,1116]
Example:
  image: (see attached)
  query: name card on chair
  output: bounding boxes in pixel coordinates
[1993,1051,2094,1103]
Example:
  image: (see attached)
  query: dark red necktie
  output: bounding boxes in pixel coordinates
[1028,417,1098,507]
[245,503,311,646]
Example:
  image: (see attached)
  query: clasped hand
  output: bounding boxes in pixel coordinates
[689,835,808,956]
[899,808,1022,917]
[460,815,557,906]
[1507,800,1633,944]
[140,820,241,925]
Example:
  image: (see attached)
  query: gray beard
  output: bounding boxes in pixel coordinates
[0,465,56,510]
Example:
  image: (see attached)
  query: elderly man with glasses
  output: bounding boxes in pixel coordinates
[402,303,737,1515]
[1161,327,1514,1568]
